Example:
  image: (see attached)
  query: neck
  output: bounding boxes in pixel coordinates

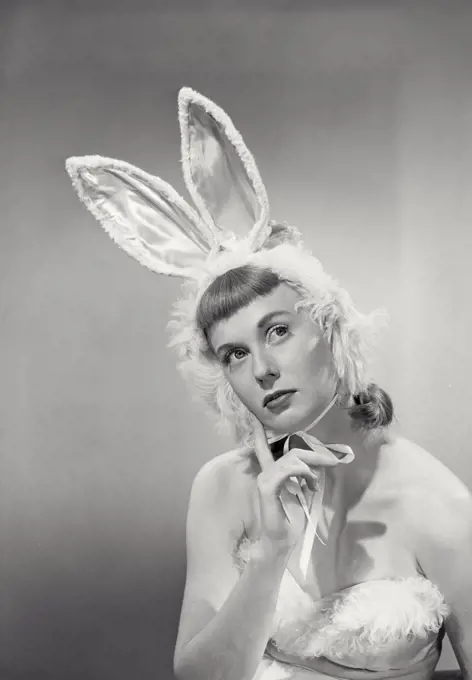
[304,397,386,506]
[267,393,382,452]
[304,397,357,446]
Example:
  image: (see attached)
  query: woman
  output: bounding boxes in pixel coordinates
[65,88,472,680]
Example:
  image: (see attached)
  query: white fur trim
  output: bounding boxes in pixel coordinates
[235,539,449,667]
[252,658,295,680]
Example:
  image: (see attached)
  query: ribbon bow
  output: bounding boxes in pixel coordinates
[269,432,355,579]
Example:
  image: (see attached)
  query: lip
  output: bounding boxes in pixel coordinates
[263,389,296,409]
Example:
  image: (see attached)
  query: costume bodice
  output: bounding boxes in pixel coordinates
[235,538,449,680]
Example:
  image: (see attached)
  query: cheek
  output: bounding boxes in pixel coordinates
[293,333,334,381]
[224,366,257,408]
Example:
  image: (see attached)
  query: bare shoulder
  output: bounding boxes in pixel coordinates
[192,446,257,496]
[380,435,472,543]
[380,434,470,497]
[188,446,258,530]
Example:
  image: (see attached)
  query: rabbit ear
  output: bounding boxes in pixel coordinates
[179,87,271,250]
[66,155,217,279]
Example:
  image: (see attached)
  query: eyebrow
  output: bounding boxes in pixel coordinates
[214,309,291,357]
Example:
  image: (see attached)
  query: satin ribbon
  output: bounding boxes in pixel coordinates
[266,397,355,578]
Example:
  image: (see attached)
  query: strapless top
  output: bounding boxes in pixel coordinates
[234,538,449,680]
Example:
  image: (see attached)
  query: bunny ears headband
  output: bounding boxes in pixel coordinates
[66,87,276,282]
[66,87,382,441]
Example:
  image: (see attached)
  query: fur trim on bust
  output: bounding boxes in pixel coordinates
[235,539,449,668]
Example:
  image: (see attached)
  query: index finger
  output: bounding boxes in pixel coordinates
[250,416,275,471]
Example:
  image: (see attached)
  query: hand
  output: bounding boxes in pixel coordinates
[251,417,340,556]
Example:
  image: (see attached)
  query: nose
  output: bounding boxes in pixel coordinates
[252,347,280,387]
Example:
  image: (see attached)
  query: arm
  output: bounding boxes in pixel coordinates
[173,454,291,680]
[174,433,338,680]
[413,482,472,679]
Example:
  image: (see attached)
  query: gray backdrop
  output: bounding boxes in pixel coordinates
[1,1,471,678]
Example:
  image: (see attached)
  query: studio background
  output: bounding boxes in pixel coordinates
[1,1,471,678]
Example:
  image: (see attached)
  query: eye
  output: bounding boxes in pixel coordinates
[267,324,289,342]
[223,347,247,366]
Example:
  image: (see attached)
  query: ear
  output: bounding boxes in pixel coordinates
[66,155,217,279]
[178,87,271,250]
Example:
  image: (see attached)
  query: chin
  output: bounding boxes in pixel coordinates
[265,408,307,435]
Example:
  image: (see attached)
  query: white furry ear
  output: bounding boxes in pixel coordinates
[178,87,271,250]
[66,155,216,279]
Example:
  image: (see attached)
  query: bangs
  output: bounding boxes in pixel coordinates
[196,265,281,337]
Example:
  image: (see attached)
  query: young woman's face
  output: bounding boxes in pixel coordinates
[208,284,338,434]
